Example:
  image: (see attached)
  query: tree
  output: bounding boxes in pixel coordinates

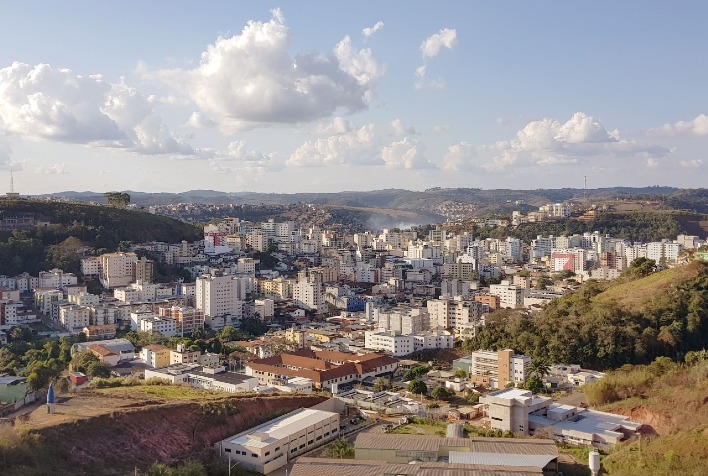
[454,369,467,379]
[104,192,131,208]
[523,376,544,394]
[528,358,551,380]
[86,361,111,378]
[408,379,428,395]
[431,386,452,400]
[322,438,354,459]
[373,377,390,393]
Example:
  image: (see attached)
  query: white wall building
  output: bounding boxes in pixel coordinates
[214,407,340,474]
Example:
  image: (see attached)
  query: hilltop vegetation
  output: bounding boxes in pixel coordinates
[0,199,201,275]
[582,356,708,476]
[464,261,708,370]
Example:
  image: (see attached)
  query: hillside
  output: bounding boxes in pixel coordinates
[464,261,708,370]
[1,388,326,475]
[582,358,708,476]
[0,199,201,275]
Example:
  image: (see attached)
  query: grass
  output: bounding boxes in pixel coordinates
[593,261,704,310]
[602,426,708,476]
[96,383,234,401]
[388,417,447,437]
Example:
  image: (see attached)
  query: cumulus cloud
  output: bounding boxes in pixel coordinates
[288,124,380,166]
[0,62,124,142]
[147,9,383,132]
[34,162,68,174]
[315,117,352,136]
[652,114,708,136]
[415,65,427,78]
[362,21,384,38]
[391,119,417,136]
[0,63,205,157]
[420,28,457,59]
[381,137,435,169]
[443,142,477,171]
[680,159,703,168]
[483,112,670,169]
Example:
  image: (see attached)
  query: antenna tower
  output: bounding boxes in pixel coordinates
[10,169,14,194]
[584,175,587,203]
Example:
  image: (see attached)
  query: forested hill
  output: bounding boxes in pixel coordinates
[0,199,201,276]
[464,260,708,370]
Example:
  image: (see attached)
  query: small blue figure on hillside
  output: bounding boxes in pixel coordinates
[47,382,55,414]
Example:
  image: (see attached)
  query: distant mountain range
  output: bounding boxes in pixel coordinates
[35,186,683,208]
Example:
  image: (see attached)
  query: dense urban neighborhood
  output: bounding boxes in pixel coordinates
[1,192,707,475]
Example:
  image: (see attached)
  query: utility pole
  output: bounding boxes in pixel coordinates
[228,456,239,476]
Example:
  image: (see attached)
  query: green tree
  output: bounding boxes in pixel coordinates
[408,379,428,395]
[454,369,467,379]
[322,438,354,459]
[373,377,390,393]
[86,361,111,378]
[528,358,551,379]
[104,192,131,208]
[523,376,544,394]
[431,386,452,400]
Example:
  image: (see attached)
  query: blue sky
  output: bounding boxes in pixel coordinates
[0,2,707,194]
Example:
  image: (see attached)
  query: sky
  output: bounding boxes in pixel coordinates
[1,1,707,194]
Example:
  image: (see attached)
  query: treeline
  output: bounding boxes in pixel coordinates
[473,211,683,243]
[463,261,708,370]
[0,199,201,275]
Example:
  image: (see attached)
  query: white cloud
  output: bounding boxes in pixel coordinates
[315,117,352,136]
[432,124,450,133]
[646,158,659,168]
[420,28,457,59]
[0,62,124,142]
[381,137,435,169]
[680,159,703,168]
[391,119,417,136]
[443,142,477,171]
[483,112,670,169]
[288,123,381,166]
[362,21,384,38]
[34,162,68,174]
[652,114,708,136]
[145,9,383,132]
[0,63,205,157]
[187,111,217,128]
[415,65,427,78]
[415,77,446,91]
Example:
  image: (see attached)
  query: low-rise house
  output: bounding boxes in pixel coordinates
[72,338,135,363]
[145,364,258,393]
[140,344,171,368]
[83,324,117,340]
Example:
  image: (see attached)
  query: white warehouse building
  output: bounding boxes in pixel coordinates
[214,407,340,474]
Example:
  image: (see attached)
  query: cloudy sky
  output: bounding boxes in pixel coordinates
[1,2,707,194]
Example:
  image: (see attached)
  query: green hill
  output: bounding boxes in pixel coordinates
[464,261,708,370]
[0,199,201,276]
[582,357,708,476]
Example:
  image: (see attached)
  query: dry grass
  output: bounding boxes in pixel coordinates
[594,261,704,310]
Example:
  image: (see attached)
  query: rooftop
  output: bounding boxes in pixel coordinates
[290,458,543,476]
[354,433,558,457]
[227,408,338,449]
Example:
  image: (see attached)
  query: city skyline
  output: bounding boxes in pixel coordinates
[1,2,707,194]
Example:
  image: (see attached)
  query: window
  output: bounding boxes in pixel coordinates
[275,447,280,451]
[316,436,322,441]
[265,451,270,456]
[308,440,313,445]
[251,454,257,458]
[224,448,231,453]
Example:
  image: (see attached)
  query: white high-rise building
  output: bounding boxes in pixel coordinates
[293,278,327,313]
[195,272,247,328]
[490,281,525,309]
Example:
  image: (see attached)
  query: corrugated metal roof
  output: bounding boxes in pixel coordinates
[354,433,558,456]
[448,451,557,468]
[290,458,543,476]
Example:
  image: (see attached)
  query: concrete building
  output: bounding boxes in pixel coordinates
[140,344,171,368]
[100,252,139,288]
[195,272,247,329]
[158,306,205,336]
[72,338,135,362]
[38,268,78,289]
[145,364,258,393]
[489,281,525,309]
[427,297,488,331]
[293,278,327,313]
[139,316,177,337]
[453,350,530,389]
[254,298,275,319]
[214,407,340,474]
[481,388,640,449]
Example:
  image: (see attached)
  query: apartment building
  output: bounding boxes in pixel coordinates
[158,306,205,335]
[38,268,78,288]
[293,278,327,313]
[489,281,525,309]
[140,344,171,368]
[453,350,530,389]
[426,297,488,330]
[59,305,90,331]
[139,316,177,337]
[100,252,138,288]
[195,271,247,328]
